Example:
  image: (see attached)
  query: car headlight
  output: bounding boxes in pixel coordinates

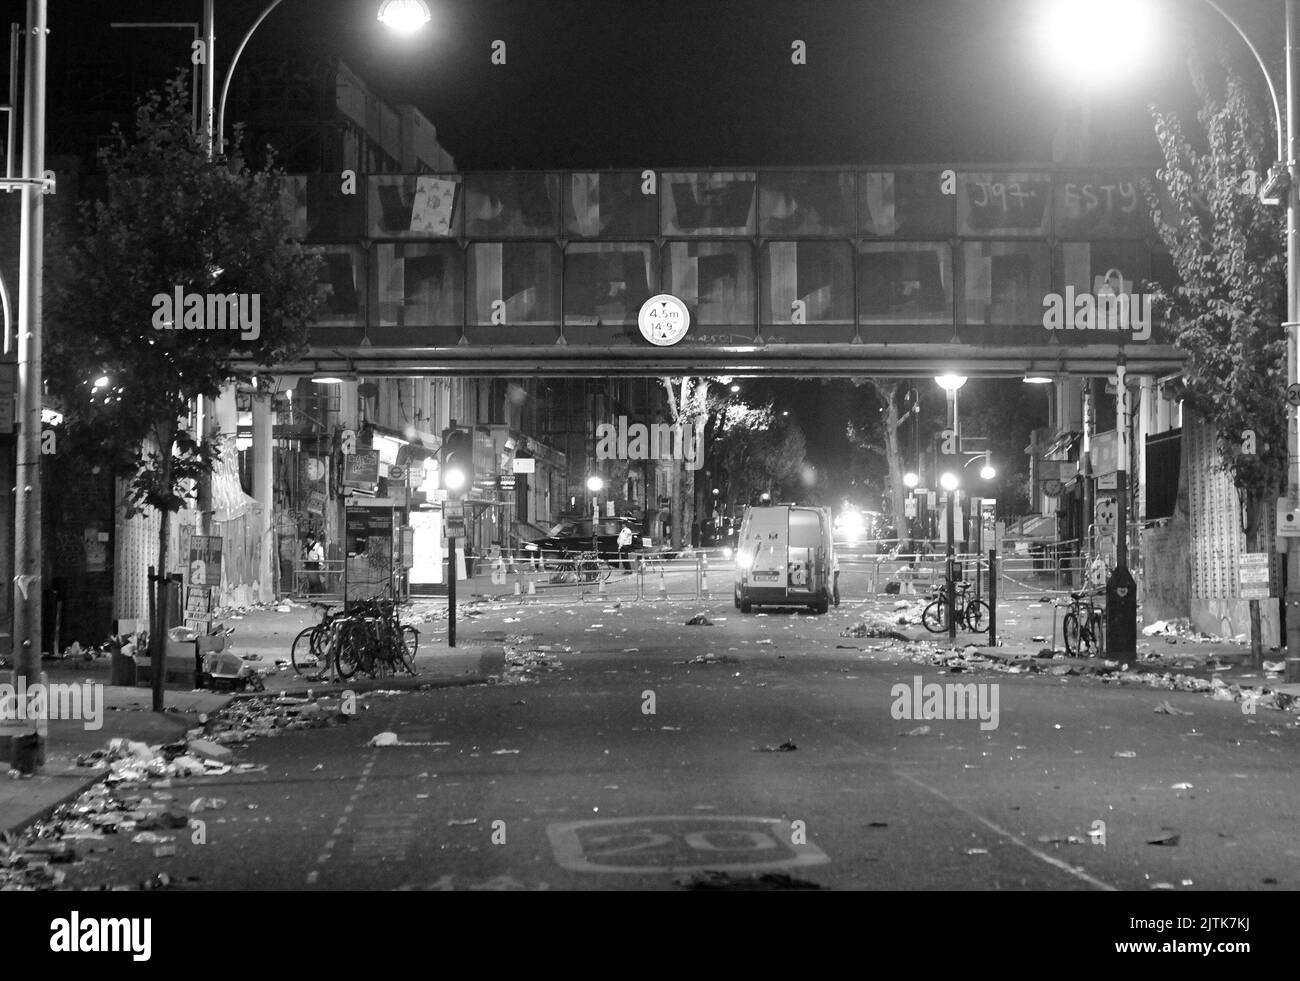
[722,546,733,560]
[524,542,538,551]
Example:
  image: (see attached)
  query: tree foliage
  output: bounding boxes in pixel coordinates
[1148,46,1286,512]
[712,401,808,503]
[45,76,322,520]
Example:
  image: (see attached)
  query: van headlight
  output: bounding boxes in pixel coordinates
[736,549,753,569]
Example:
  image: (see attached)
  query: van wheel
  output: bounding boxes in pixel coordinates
[812,594,829,614]
[733,587,741,610]
[740,599,752,614]
[832,575,841,607]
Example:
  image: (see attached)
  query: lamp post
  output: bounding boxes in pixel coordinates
[940,470,959,641]
[0,0,48,772]
[587,475,604,556]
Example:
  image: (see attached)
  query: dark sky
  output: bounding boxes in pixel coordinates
[4,0,1268,171]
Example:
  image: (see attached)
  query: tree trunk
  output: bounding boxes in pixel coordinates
[877,381,908,548]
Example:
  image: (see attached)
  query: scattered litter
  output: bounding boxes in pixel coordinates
[448,818,478,826]
[965,848,989,855]
[1154,700,1193,716]
[902,726,931,737]
[1112,750,1137,758]
[1147,833,1181,846]
[491,749,520,755]
[686,615,714,626]
[1171,782,1194,790]
[756,740,798,752]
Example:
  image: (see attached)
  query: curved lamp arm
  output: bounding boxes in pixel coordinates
[1203,0,1285,161]
[214,0,285,156]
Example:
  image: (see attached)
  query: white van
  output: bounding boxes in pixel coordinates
[734,504,839,613]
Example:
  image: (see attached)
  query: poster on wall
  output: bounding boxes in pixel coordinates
[188,535,223,587]
[345,504,393,604]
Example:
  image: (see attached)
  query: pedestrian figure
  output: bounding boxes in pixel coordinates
[304,538,325,594]
[617,523,635,572]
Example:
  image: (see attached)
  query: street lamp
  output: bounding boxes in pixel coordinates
[216,0,426,153]
[377,0,433,33]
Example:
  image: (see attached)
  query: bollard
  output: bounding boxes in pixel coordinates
[514,580,521,595]
[987,548,997,646]
[637,557,645,601]
[658,561,668,599]
[527,577,536,595]
[701,554,710,599]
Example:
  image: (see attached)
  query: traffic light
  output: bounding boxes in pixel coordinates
[440,426,472,495]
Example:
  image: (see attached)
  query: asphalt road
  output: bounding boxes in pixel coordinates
[57,592,1300,891]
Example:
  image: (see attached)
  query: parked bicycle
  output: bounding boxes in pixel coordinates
[326,596,420,680]
[290,601,345,678]
[1062,589,1106,657]
[547,549,613,584]
[921,578,990,634]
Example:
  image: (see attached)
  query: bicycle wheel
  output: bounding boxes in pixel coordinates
[291,626,322,676]
[399,625,419,674]
[333,622,365,680]
[921,599,949,633]
[1062,611,1083,656]
[1079,611,1100,657]
[964,600,990,632]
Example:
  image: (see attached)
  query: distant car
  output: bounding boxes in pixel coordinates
[525,517,644,565]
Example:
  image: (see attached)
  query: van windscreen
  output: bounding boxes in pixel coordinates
[789,510,821,547]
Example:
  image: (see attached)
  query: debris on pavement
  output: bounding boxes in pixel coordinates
[1147,833,1181,846]
[901,726,931,736]
[1154,700,1193,716]
[685,614,714,626]
[756,740,798,752]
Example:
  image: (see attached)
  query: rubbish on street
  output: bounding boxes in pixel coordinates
[756,740,798,752]
[1154,700,1193,716]
[1147,833,1181,846]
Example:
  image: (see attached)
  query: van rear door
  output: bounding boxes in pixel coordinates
[745,508,788,588]
[787,508,822,594]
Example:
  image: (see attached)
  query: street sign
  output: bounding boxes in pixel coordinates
[343,450,380,490]
[1287,383,1300,407]
[513,457,535,474]
[1240,553,1271,600]
[388,464,406,482]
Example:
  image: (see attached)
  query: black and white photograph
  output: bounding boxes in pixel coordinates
[0,0,1293,961]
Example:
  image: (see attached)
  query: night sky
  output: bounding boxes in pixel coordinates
[0,0,1280,510]
[2,0,1259,170]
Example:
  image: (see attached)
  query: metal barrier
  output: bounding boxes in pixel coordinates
[293,560,344,599]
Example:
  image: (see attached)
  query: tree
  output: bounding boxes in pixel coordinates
[1148,45,1285,666]
[712,401,807,506]
[660,377,712,548]
[45,77,322,709]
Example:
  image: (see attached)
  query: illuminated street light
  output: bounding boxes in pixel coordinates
[903,472,919,489]
[933,374,967,392]
[730,384,741,393]
[378,0,432,33]
[1034,0,1156,87]
[939,472,959,492]
[980,462,996,481]
[1022,375,1053,385]
[586,475,604,493]
[443,467,466,492]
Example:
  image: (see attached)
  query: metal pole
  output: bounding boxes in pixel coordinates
[448,535,457,648]
[1106,356,1137,655]
[10,0,44,773]
[946,490,956,642]
[1285,0,1300,666]
[988,548,998,645]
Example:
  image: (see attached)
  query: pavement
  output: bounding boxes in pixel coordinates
[1,567,1296,838]
[0,593,502,835]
